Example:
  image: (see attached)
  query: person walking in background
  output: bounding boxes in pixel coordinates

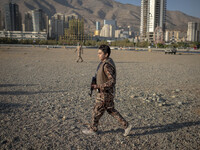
[75,42,83,62]
[82,44,132,136]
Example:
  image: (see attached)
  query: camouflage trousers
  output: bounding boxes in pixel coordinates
[76,56,83,62]
[90,92,128,132]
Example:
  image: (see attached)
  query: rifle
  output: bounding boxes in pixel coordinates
[89,76,96,97]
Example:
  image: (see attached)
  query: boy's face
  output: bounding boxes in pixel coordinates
[98,49,108,61]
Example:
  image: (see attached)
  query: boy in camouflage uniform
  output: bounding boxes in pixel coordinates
[82,45,132,136]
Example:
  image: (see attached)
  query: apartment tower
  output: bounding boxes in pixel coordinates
[187,22,200,42]
[51,13,66,40]
[94,21,100,36]
[0,10,2,30]
[140,0,166,42]
[32,9,48,32]
[4,2,22,31]
[24,11,33,31]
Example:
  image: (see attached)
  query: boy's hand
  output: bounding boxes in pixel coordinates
[91,84,98,89]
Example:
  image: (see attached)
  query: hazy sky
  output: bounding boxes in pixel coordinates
[115,0,200,19]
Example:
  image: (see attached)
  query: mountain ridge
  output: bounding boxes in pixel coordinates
[1,0,200,33]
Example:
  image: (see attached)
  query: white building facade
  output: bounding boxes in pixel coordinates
[187,22,200,42]
[100,24,115,38]
[140,0,166,42]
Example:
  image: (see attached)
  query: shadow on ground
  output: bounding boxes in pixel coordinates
[0,102,31,114]
[99,121,200,136]
[0,90,67,95]
[0,84,39,87]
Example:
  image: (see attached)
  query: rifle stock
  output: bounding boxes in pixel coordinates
[89,76,96,97]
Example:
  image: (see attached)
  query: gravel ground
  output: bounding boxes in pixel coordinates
[0,46,200,150]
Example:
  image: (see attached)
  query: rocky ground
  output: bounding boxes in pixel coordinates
[0,46,200,150]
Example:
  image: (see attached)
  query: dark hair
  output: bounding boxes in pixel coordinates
[98,44,111,57]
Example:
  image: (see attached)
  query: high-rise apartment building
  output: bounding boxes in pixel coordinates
[96,21,100,30]
[65,13,78,28]
[50,13,65,40]
[100,24,115,38]
[187,22,200,42]
[0,10,2,30]
[24,11,33,31]
[65,14,78,22]
[140,0,166,42]
[99,20,116,38]
[140,0,148,40]
[104,20,116,27]
[49,13,79,40]
[94,21,101,36]
[24,9,48,33]
[62,18,84,41]
[32,9,48,32]
[4,2,22,31]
